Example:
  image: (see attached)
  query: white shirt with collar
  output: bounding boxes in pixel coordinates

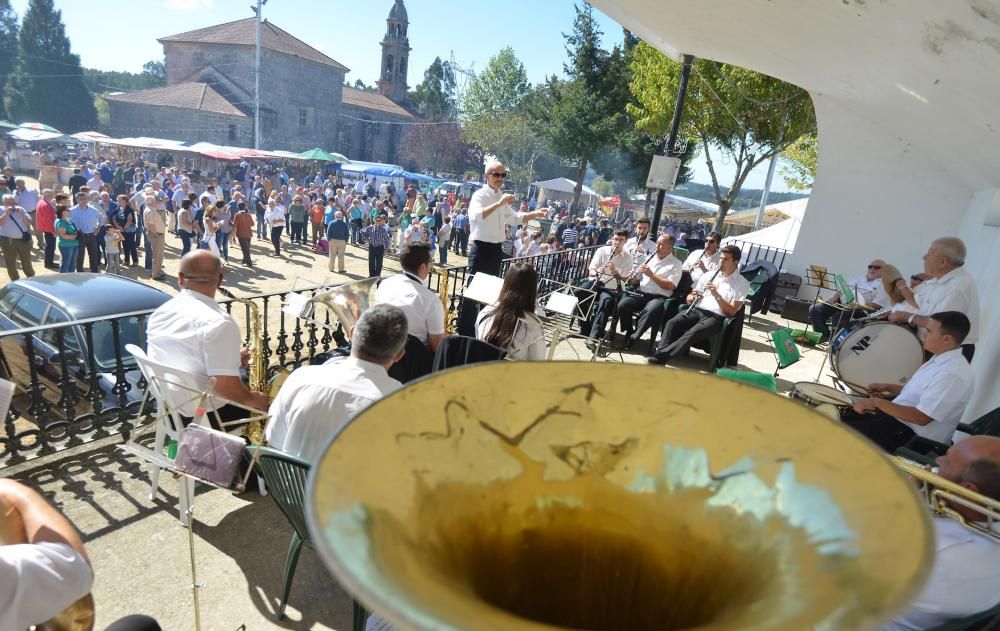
[692,268,750,317]
[683,248,721,284]
[914,267,980,344]
[891,346,975,443]
[265,356,401,464]
[847,273,890,308]
[883,518,1000,631]
[476,307,546,360]
[639,253,683,298]
[146,290,243,416]
[375,273,446,344]
[468,185,529,243]
[0,541,94,631]
[625,235,656,258]
[587,244,633,290]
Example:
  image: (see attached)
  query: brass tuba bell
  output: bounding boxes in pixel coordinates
[308,363,934,631]
[298,276,381,338]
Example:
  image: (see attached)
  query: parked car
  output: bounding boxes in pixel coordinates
[0,273,171,422]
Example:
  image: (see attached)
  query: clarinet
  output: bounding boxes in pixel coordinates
[624,250,658,286]
[690,268,721,310]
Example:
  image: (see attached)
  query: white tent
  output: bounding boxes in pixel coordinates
[722,198,808,253]
[533,177,600,208]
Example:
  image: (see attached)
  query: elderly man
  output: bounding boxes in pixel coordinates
[266,304,407,464]
[889,237,980,361]
[13,178,42,250]
[143,193,167,281]
[0,195,35,279]
[146,250,269,422]
[617,233,683,350]
[810,257,890,344]
[883,436,1000,630]
[36,189,57,269]
[68,191,101,273]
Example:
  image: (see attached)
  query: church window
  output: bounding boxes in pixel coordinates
[228,124,237,143]
[261,109,277,136]
[385,55,394,81]
[398,59,406,81]
[192,51,206,64]
[395,24,402,38]
[298,107,313,128]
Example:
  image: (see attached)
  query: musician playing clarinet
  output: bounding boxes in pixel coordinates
[616,234,682,350]
[681,230,722,283]
[648,244,749,365]
[576,229,631,344]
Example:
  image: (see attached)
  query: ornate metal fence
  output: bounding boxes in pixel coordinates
[0,246,602,470]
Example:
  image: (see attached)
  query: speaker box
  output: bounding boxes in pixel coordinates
[781,296,812,324]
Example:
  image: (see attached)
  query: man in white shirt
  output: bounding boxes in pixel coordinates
[575,229,633,343]
[146,250,269,422]
[681,231,722,284]
[883,436,1000,630]
[843,310,975,452]
[649,244,750,365]
[810,258,890,343]
[266,304,407,464]
[624,217,656,259]
[617,234,683,350]
[889,237,980,361]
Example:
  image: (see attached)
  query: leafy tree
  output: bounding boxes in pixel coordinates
[399,121,478,175]
[141,59,166,83]
[460,47,540,194]
[628,41,816,230]
[349,78,378,92]
[590,175,614,197]
[83,59,166,94]
[532,3,622,209]
[780,131,817,191]
[409,57,456,121]
[4,0,95,131]
[0,0,18,121]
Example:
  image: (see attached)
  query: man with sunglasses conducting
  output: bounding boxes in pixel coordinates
[809,258,890,344]
[459,161,547,334]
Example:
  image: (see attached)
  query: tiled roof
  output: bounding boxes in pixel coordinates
[159,18,348,72]
[105,83,247,117]
[341,86,415,119]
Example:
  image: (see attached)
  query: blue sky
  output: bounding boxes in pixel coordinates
[12,0,794,192]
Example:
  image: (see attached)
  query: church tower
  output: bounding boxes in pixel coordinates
[377,0,410,103]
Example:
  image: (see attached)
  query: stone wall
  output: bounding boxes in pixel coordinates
[107,100,252,147]
[339,105,406,164]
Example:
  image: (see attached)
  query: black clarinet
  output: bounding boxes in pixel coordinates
[690,268,721,310]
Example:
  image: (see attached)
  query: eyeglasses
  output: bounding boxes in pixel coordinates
[707,239,719,244]
[488,172,507,178]
[867,265,882,270]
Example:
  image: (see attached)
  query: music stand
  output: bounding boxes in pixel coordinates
[537,278,599,360]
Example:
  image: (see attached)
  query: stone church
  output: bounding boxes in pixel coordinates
[106,0,416,163]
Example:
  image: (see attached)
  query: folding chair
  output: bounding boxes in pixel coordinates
[431,335,508,372]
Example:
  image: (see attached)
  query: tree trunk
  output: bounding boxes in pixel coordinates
[713,199,732,234]
[572,160,587,212]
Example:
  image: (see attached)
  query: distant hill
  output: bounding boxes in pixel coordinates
[672,181,808,210]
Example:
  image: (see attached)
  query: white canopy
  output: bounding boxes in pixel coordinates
[533,177,599,207]
[7,128,65,142]
[723,217,802,254]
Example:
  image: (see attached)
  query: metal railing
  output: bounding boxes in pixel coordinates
[0,245,601,469]
[726,240,791,271]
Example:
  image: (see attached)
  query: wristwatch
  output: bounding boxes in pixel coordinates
[907,313,915,325]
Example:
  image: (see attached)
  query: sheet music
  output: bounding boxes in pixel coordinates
[544,291,579,317]
[465,274,504,305]
[0,378,14,423]
[282,292,313,318]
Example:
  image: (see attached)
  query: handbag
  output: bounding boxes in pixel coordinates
[9,212,31,243]
[174,424,245,488]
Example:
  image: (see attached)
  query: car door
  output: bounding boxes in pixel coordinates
[0,291,53,393]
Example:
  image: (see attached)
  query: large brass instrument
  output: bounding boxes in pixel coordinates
[431,268,456,334]
[896,457,1000,543]
[301,276,380,338]
[307,363,934,631]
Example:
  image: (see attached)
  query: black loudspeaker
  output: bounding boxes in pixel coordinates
[780,296,812,324]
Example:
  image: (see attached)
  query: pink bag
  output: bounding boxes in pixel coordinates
[316,238,329,254]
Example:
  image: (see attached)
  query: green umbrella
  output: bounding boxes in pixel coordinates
[298,147,349,163]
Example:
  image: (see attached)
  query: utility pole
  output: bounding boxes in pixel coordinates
[753,112,788,230]
[252,0,267,149]
[651,54,694,236]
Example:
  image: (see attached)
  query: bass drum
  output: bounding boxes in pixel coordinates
[830,321,924,395]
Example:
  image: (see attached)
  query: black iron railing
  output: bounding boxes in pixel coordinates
[727,239,791,271]
[0,246,602,469]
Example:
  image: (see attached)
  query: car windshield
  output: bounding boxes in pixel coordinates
[90,317,144,370]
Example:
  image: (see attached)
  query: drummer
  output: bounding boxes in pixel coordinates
[809,258,890,344]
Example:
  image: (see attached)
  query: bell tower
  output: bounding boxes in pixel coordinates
[377,0,410,103]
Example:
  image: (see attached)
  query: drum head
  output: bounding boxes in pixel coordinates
[792,382,854,407]
[833,322,924,394]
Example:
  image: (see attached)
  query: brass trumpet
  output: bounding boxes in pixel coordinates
[896,457,1000,544]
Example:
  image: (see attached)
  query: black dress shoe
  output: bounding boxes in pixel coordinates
[622,338,635,351]
[646,356,664,365]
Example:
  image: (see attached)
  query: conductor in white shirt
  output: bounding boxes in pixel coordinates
[883,436,1000,630]
[266,304,407,464]
[843,311,975,452]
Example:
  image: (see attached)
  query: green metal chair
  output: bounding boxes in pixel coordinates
[247,446,369,628]
[672,246,690,262]
[895,405,1000,465]
[672,303,743,371]
[716,368,777,392]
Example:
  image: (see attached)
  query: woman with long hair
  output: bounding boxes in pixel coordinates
[476,263,546,360]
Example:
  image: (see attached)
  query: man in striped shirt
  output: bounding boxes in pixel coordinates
[561,221,580,249]
[361,214,391,277]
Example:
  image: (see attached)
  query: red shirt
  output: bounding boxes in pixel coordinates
[35,198,56,233]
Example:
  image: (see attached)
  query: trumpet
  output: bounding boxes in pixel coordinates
[896,457,1000,543]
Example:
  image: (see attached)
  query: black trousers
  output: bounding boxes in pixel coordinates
[809,301,864,339]
[369,244,385,277]
[76,232,100,272]
[238,237,252,265]
[270,225,283,255]
[578,289,617,339]
[459,240,502,336]
[840,409,916,453]
[43,231,56,266]
[617,292,667,343]
[653,307,724,362]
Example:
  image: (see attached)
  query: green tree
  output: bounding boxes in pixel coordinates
[141,59,165,83]
[590,175,614,197]
[409,57,456,121]
[780,131,817,191]
[0,0,18,121]
[460,47,540,194]
[629,42,816,230]
[4,0,95,131]
[83,59,166,94]
[532,3,622,209]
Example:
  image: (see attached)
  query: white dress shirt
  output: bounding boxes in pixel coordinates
[683,248,721,284]
[476,307,546,360]
[375,273,445,344]
[264,204,286,225]
[638,253,683,297]
[265,356,401,464]
[909,267,980,344]
[847,274,891,308]
[146,290,243,416]
[883,518,1000,631]
[588,245,633,290]
[0,542,94,631]
[693,268,750,317]
[890,347,975,443]
[468,185,530,243]
[625,235,656,257]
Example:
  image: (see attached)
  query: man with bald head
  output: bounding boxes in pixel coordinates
[809,257,890,344]
[146,251,268,425]
[885,436,1000,630]
[889,237,980,361]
